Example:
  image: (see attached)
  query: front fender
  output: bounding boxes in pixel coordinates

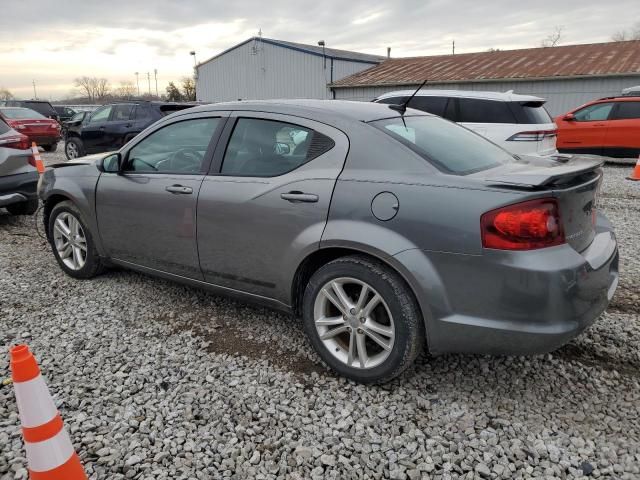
[39,169,105,256]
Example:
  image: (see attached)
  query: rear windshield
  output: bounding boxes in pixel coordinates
[371,115,514,175]
[510,102,553,124]
[0,108,46,119]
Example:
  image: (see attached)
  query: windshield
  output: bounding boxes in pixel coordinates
[371,115,515,175]
[1,108,46,120]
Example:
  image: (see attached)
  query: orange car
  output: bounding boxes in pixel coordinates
[556,95,640,158]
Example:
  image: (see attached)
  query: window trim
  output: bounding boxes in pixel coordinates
[117,116,227,176]
[211,116,329,178]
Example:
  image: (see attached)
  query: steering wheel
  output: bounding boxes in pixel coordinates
[166,147,204,172]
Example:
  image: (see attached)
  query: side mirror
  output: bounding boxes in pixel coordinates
[100,153,122,173]
[563,113,575,121]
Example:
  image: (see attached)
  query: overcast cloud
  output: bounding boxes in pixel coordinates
[1,0,638,99]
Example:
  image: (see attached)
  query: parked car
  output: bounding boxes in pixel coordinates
[0,107,61,152]
[64,101,194,160]
[374,90,558,156]
[53,106,77,122]
[1,100,59,121]
[39,100,618,384]
[0,118,39,215]
[556,95,640,158]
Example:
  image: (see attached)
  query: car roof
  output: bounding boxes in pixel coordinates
[183,99,427,123]
[595,95,640,102]
[375,89,546,103]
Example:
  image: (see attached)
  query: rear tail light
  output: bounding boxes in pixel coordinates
[507,130,557,142]
[0,134,30,150]
[481,198,565,250]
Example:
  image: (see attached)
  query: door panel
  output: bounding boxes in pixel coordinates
[602,101,640,157]
[96,173,204,277]
[197,113,349,304]
[82,106,112,153]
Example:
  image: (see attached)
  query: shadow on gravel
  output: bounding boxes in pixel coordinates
[554,343,640,378]
[607,285,640,315]
[163,313,327,379]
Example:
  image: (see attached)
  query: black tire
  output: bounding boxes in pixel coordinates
[302,255,425,384]
[47,200,104,279]
[6,199,39,216]
[43,143,57,152]
[64,138,84,160]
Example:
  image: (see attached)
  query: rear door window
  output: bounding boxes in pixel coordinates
[409,96,448,116]
[221,118,334,177]
[611,101,640,120]
[372,115,514,175]
[573,103,614,122]
[457,98,516,123]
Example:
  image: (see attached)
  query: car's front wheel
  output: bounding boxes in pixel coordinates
[302,255,425,384]
[64,138,84,160]
[48,201,104,278]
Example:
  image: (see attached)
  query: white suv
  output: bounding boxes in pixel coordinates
[374,90,558,156]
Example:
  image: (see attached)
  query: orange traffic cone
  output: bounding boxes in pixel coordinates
[628,156,640,181]
[9,345,88,480]
[31,142,45,174]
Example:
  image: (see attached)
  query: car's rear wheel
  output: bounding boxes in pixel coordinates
[43,143,57,152]
[48,201,104,278]
[6,199,38,216]
[65,138,84,160]
[302,255,424,384]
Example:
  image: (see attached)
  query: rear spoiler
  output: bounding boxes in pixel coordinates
[483,155,604,188]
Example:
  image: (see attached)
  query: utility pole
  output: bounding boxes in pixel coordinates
[452,40,455,55]
[154,69,158,97]
[147,72,151,95]
[135,72,140,96]
[32,80,37,99]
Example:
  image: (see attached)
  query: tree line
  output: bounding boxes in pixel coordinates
[72,76,196,103]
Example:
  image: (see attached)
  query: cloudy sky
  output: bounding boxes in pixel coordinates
[1,0,639,100]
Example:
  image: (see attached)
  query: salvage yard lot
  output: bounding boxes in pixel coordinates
[1,150,639,479]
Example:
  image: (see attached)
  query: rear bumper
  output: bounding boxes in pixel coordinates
[0,171,39,206]
[395,213,619,355]
[28,134,60,146]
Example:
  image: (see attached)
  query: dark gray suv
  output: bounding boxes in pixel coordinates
[39,100,618,383]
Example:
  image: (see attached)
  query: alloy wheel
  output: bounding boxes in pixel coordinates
[52,212,87,270]
[313,277,395,369]
[66,142,78,159]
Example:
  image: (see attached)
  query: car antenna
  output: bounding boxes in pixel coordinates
[388,79,428,115]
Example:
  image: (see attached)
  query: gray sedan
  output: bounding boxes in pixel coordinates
[38,100,619,383]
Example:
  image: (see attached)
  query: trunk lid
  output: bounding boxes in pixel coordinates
[9,118,58,135]
[479,154,603,252]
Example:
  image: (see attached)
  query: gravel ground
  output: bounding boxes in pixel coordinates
[1,149,639,479]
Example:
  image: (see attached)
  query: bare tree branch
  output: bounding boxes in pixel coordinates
[541,26,564,48]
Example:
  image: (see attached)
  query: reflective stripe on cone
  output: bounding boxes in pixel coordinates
[13,374,58,428]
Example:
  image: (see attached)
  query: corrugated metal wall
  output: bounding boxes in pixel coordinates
[196,40,377,103]
[332,76,640,115]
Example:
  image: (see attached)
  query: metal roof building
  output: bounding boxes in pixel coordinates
[195,37,384,103]
[330,40,640,115]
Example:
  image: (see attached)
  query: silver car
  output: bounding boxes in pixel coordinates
[39,100,619,384]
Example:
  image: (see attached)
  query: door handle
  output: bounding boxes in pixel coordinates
[165,185,193,194]
[592,123,606,127]
[280,191,319,203]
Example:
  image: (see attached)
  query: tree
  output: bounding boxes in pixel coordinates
[73,76,111,101]
[612,22,640,41]
[181,77,196,101]
[115,81,137,99]
[166,81,183,101]
[0,87,13,101]
[541,25,564,47]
